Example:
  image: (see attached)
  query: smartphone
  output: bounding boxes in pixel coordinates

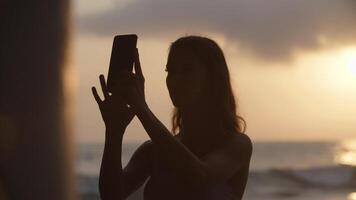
[107,34,138,93]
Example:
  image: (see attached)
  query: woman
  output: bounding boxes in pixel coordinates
[92,35,253,200]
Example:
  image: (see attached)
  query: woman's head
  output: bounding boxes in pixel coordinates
[166,35,246,135]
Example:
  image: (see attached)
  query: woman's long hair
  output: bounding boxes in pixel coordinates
[169,35,247,136]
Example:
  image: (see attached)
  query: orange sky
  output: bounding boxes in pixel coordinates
[70,0,356,143]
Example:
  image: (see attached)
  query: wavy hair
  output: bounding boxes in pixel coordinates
[168,35,247,136]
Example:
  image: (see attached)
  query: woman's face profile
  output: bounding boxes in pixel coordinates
[166,47,208,108]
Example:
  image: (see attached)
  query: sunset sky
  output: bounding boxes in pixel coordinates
[70,0,356,143]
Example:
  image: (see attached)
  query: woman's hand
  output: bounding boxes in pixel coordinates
[115,48,147,114]
[92,74,135,132]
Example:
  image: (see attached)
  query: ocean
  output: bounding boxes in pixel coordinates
[75,140,356,200]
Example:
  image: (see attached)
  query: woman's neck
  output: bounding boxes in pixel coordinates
[179,104,223,145]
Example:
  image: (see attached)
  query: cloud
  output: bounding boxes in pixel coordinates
[78,0,356,61]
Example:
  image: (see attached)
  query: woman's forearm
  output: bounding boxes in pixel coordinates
[135,103,209,184]
[98,127,125,200]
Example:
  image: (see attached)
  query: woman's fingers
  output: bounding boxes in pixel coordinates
[99,74,110,99]
[91,86,102,104]
[134,48,144,80]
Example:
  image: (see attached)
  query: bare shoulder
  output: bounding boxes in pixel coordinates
[224,132,253,160]
[134,139,154,156]
[125,139,154,169]
[133,134,181,158]
[139,139,154,149]
[233,132,252,148]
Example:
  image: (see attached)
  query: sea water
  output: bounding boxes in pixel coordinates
[75,140,356,200]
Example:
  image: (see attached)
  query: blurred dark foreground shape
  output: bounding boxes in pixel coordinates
[0,1,77,199]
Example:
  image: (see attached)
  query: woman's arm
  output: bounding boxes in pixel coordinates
[92,74,152,199]
[99,127,153,200]
[135,103,252,189]
[99,127,125,200]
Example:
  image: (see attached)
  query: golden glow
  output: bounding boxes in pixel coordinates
[296,46,356,92]
[334,139,356,166]
[340,47,356,75]
[327,47,356,89]
[348,192,356,200]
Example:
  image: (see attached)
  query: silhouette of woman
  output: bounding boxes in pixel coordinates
[92,35,253,200]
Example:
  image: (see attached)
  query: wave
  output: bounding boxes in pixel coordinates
[75,165,356,196]
[249,165,356,189]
